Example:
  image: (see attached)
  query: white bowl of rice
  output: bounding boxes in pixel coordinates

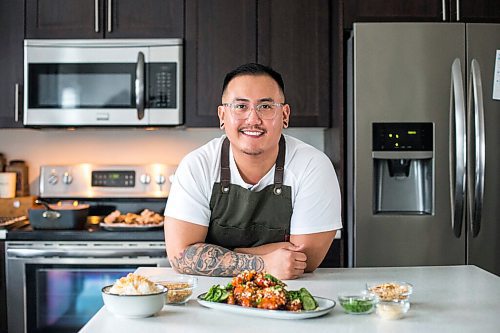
[102,273,167,318]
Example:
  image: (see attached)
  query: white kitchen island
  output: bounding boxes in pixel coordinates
[79,265,500,333]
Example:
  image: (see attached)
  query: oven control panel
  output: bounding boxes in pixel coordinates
[39,164,176,198]
[91,171,136,187]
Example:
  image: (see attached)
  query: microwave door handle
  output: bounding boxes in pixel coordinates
[135,51,145,120]
[468,59,485,238]
[450,58,466,238]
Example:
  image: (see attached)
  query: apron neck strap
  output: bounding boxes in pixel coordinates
[273,135,286,195]
[220,137,231,193]
[220,135,286,195]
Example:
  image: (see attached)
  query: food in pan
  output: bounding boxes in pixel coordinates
[103,209,164,225]
[108,273,163,295]
[203,270,318,311]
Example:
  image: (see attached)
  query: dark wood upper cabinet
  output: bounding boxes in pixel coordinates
[107,0,184,38]
[0,0,24,128]
[344,0,445,28]
[185,0,332,127]
[258,0,331,127]
[345,0,500,29]
[26,0,184,39]
[185,0,257,127]
[454,0,500,23]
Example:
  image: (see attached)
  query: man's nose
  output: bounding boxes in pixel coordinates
[245,106,262,122]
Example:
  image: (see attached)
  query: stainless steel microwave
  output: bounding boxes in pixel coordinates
[23,39,183,126]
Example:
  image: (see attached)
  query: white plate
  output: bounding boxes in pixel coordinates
[99,222,164,231]
[197,293,336,320]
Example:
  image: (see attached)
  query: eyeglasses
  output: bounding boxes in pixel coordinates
[222,102,284,120]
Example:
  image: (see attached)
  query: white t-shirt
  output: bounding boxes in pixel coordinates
[165,134,342,235]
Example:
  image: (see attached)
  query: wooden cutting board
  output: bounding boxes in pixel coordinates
[0,196,36,217]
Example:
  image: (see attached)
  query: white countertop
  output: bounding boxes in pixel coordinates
[79,265,500,333]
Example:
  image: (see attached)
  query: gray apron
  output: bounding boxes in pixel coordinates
[206,135,292,249]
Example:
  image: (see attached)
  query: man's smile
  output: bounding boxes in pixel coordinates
[239,128,266,137]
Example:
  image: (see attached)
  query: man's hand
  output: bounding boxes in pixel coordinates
[261,243,307,280]
[234,242,295,256]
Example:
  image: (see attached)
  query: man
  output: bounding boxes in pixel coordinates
[164,63,342,280]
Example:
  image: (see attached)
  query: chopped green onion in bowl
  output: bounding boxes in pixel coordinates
[338,291,377,314]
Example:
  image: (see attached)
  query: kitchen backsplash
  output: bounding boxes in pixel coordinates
[0,128,325,195]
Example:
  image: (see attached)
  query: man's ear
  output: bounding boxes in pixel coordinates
[218,105,226,129]
[282,104,291,128]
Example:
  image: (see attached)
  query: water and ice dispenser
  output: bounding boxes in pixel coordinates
[373,123,434,215]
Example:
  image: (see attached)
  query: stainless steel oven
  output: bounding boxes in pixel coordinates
[6,241,168,333]
[5,163,175,333]
[24,39,183,126]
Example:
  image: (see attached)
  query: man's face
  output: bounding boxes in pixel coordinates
[218,74,290,157]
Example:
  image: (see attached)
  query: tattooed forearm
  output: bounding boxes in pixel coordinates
[171,243,265,276]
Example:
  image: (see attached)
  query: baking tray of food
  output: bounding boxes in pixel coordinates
[99,209,164,231]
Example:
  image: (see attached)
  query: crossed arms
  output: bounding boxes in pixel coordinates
[164,217,336,280]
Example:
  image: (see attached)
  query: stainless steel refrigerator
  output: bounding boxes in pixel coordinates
[346,23,500,276]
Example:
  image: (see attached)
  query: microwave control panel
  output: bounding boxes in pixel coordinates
[149,63,177,108]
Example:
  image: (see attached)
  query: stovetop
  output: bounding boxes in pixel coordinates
[6,223,165,241]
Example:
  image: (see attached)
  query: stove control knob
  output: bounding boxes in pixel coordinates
[48,174,58,185]
[155,174,166,185]
[140,174,151,184]
[62,172,73,184]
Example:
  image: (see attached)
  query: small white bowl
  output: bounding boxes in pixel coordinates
[102,285,167,318]
[375,299,411,320]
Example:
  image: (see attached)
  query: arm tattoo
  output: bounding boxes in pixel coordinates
[171,243,265,276]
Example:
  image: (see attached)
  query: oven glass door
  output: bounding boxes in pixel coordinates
[28,63,136,109]
[25,264,153,333]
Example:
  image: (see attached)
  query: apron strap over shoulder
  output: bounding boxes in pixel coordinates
[219,135,286,195]
[273,135,286,195]
[220,137,231,193]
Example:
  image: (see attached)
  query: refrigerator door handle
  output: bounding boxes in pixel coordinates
[467,59,485,237]
[450,58,466,238]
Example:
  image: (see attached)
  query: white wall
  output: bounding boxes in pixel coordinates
[0,127,325,194]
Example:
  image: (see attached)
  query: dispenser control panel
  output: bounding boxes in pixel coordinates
[373,123,433,151]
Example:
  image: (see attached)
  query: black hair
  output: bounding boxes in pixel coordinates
[221,63,285,97]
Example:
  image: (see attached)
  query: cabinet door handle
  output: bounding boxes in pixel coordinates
[14,83,20,122]
[442,0,447,21]
[108,0,112,32]
[95,0,99,32]
[456,0,460,21]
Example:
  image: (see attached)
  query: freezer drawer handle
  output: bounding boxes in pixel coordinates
[467,59,485,237]
[449,58,466,238]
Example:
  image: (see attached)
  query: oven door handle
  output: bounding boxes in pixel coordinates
[7,248,167,258]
